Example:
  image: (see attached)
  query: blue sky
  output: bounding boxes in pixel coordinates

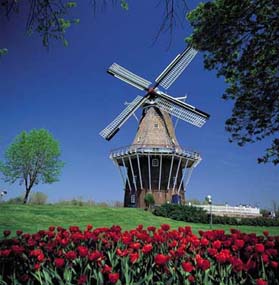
[0,1,278,208]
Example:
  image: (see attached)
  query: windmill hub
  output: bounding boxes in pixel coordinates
[100,46,210,208]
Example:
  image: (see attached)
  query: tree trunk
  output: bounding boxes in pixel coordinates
[23,188,31,204]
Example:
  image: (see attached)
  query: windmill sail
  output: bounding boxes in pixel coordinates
[108,63,152,91]
[155,46,198,90]
[155,95,209,127]
[100,95,148,140]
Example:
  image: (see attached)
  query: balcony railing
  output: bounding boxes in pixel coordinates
[110,144,200,160]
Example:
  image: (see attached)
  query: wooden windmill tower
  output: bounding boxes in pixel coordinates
[100,46,210,208]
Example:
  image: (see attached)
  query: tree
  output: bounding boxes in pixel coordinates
[144,193,155,210]
[187,0,279,165]
[0,129,64,204]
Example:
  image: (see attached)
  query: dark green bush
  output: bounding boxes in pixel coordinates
[153,204,208,223]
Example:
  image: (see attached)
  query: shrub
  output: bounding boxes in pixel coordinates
[144,193,155,209]
[29,192,48,205]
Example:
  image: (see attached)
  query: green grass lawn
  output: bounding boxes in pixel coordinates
[0,204,278,236]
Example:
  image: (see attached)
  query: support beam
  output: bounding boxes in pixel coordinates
[184,161,195,188]
[167,156,174,190]
[158,154,162,191]
[178,158,189,194]
[113,159,126,189]
[172,157,182,192]
[136,153,143,189]
[128,156,138,192]
[148,154,151,191]
[121,157,132,191]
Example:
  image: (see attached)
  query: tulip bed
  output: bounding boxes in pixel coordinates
[0,225,278,285]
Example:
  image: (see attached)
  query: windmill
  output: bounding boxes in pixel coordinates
[100,46,210,208]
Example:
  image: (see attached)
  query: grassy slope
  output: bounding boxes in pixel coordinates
[0,204,278,236]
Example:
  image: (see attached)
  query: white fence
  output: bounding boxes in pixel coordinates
[194,204,261,217]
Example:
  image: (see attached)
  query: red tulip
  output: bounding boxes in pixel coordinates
[207,248,217,257]
[11,245,25,255]
[3,230,11,237]
[161,224,170,231]
[130,252,139,263]
[54,258,65,268]
[86,224,93,231]
[196,255,211,271]
[89,250,102,261]
[154,254,169,265]
[77,275,87,285]
[16,230,23,236]
[188,275,195,283]
[48,226,55,232]
[262,254,269,263]
[200,238,209,246]
[181,261,194,272]
[231,256,243,272]
[234,239,245,249]
[212,240,222,250]
[108,273,119,284]
[65,250,77,260]
[34,263,40,271]
[129,242,141,250]
[37,253,45,262]
[215,249,231,264]
[142,244,153,254]
[102,264,112,274]
[256,279,268,285]
[270,261,278,269]
[77,246,88,257]
[0,249,11,257]
[255,243,265,253]
[147,226,156,232]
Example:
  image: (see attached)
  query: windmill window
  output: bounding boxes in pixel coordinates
[133,175,137,184]
[152,158,159,167]
[131,194,135,204]
[154,123,159,128]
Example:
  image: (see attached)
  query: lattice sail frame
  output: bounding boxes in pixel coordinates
[155,46,198,90]
[100,96,147,140]
[155,97,207,128]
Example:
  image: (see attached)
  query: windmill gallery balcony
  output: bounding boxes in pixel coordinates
[110,144,202,208]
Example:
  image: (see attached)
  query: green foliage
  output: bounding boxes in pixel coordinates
[0,48,8,58]
[144,193,155,209]
[29,191,48,205]
[0,129,64,204]
[153,204,209,223]
[187,0,279,165]
[121,0,129,10]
